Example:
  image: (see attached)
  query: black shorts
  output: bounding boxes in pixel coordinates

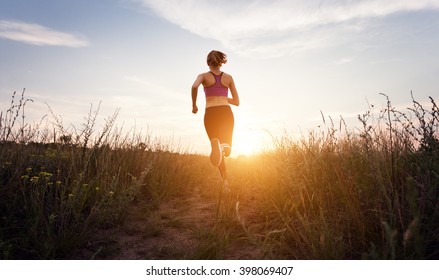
[204,105,234,146]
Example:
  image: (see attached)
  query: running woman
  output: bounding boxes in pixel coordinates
[191,50,240,181]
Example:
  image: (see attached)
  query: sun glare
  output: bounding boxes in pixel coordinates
[232,129,269,156]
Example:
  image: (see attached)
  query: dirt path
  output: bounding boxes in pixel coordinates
[72,182,265,260]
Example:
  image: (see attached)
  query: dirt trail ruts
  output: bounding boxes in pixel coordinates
[71,183,264,260]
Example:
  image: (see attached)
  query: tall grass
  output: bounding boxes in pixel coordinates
[225,92,439,259]
[1,89,438,259]
[0,90,194,259]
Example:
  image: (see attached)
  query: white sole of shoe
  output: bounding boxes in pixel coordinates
[222,143,231,157]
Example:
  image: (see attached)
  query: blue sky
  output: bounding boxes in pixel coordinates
[1,0,439,155]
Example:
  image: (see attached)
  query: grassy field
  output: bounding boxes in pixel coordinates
[1,90,438,259]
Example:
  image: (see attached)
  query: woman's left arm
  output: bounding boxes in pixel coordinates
[191,74,204,114]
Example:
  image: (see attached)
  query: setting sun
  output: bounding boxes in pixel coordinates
[232,129,270,156]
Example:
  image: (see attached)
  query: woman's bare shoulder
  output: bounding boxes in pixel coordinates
[222,72,234,84]
[196,72,212,81]
[222,72,233,78]
[201,71,213,76]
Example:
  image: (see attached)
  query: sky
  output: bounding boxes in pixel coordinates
[1,0,439,155]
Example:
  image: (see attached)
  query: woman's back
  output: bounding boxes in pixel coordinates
[202,71,233,89]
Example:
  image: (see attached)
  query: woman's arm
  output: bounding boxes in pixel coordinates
[228,76,240,106]
[191,74,204,114]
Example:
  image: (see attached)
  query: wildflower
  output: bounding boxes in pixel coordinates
[55,181,62,187]
[39,171,53,178]
[21,175,29,180]
[95,187,100,191]
[39,172,53,182]
[82,184,89,188]
[68,193,74,198]
[26,167,32,173]
[109,191,114,196]
[30,176,39,183]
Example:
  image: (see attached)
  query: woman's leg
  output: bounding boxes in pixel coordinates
[210,138,222,167]
[205,108,221,167]
[219,107,234,158]
[216,106,233,181]
[204,106,234,177]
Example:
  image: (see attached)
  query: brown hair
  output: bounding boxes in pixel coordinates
[207,50,227,67]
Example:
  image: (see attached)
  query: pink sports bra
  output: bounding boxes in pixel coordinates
[204,72,228,97]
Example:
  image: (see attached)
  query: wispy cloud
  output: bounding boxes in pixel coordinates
[335,57,353,65]
[0,20,89,47]
[123,75,185,101]
[136,0,439,57]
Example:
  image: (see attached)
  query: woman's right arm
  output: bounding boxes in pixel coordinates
[228,76,240,106]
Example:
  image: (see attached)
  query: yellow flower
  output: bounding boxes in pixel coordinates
[30,176,39,183]
[109,191,114,196]
[39,171,53,178]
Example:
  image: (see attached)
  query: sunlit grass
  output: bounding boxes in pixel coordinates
[1,90,438,259]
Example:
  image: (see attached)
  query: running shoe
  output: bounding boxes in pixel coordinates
[222,143,231,157]
[210,138,222,167]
